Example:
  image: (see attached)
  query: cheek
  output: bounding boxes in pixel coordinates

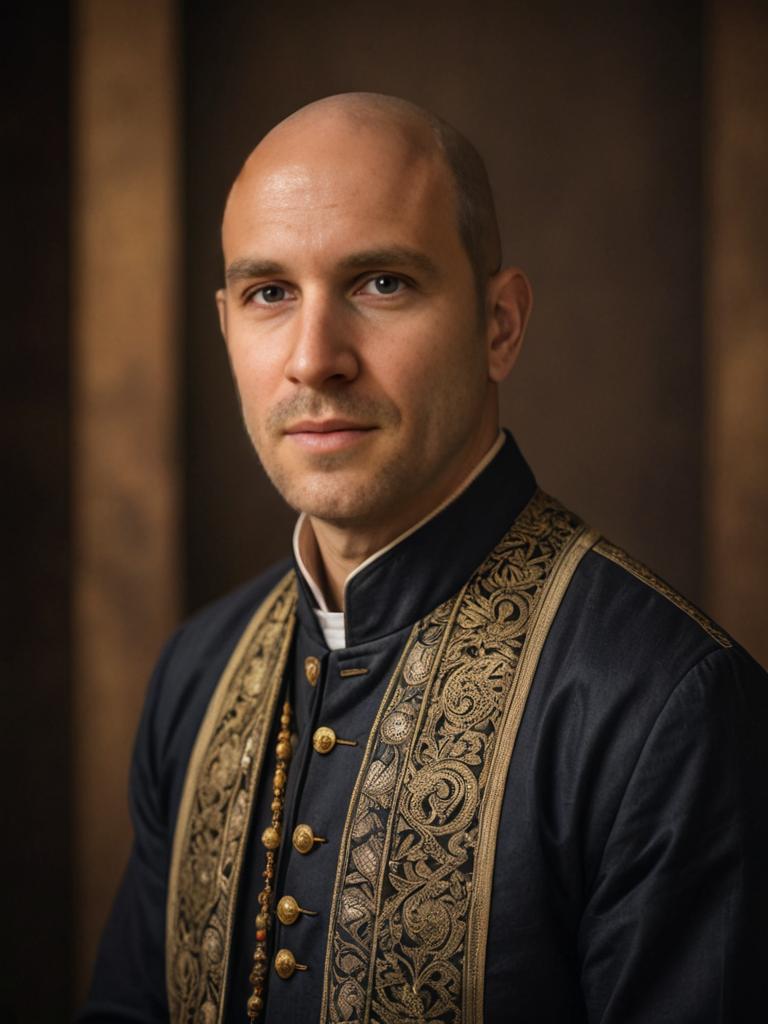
[226,334,277,411]
[381,361,471,441]
[388,318,483,410]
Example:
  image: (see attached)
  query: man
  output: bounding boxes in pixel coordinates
[80,93,767,1023]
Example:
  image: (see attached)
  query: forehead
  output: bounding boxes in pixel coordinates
[222,117,463,265]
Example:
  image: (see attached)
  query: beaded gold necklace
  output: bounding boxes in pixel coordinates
[247,700,293,1020]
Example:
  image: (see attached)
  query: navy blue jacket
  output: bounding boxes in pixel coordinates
[79,437,768,1023]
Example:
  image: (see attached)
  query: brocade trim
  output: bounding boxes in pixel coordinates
[594,539,732,648]
[320,491,595,1024]
[166,572,298,1024]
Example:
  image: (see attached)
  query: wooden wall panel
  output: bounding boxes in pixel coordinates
[707,0,768,664]
[1,7,73,1018]
[72,0,180,991]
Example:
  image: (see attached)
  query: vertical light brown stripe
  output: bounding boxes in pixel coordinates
[72,0,180,993]
[706,0,768,665]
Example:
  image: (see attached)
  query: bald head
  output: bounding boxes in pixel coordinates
[225,92,502,291]
[217,91,532,543]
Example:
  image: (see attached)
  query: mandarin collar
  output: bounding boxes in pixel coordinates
[293,431,536,648]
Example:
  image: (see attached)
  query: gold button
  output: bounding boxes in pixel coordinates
[304,656,320,686]
[274,948,308,979]
[292,823,327,854]
[277,895,301,925]
[312,726,358,755]
[276,894,318,926]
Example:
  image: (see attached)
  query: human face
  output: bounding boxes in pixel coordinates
[217,115,498,536]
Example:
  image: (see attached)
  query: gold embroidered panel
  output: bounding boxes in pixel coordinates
[166,572,297,1024]
[320,492,595,1024]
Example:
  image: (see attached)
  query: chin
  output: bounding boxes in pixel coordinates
[289,489,381,526]
[276,470,401,526]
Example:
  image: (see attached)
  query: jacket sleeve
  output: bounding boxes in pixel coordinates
[578,645,768,1023]
[75,631,182,1024]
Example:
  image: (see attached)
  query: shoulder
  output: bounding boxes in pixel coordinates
[165,558,294,674]
[590,537,732,648]
[578,534,766,716]
[512,524,766,875]
[525,525,765,787]
[133,558,294,824]
[550,532,738,689]
[508,491,737,684]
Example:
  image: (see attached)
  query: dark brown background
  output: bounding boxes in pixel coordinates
[3,1,766,1019]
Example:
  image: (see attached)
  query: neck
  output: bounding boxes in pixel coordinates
[299,428,504,612]
[302,526,365,612]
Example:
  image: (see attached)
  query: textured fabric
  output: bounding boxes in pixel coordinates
[78,435,768,1023]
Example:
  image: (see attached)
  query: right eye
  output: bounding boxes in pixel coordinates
[249,284,287,304]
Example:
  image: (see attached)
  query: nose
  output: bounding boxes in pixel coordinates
[283,291,359,388]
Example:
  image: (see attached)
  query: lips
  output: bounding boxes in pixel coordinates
[284,419,374,434]
[283,419,376,453]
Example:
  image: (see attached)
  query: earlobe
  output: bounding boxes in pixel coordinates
[215,288,228,340]
[486,268,533,383]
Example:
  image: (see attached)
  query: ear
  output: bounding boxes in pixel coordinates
[215,288,228,340]
[485,267,533,382]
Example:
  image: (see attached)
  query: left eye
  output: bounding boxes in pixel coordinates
[362,274,404,295]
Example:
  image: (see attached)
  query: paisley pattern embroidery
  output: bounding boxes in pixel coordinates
[321,492,592,1024]
[166,573,297,1024]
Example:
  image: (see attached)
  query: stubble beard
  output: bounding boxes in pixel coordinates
[266,446,416,527]
[244,390,409,527]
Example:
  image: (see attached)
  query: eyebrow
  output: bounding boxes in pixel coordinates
[338,247,440,278]
[225,246,440,285]
[225,258,285,283]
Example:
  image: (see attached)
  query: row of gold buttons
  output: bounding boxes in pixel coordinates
[273,662,361,984]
